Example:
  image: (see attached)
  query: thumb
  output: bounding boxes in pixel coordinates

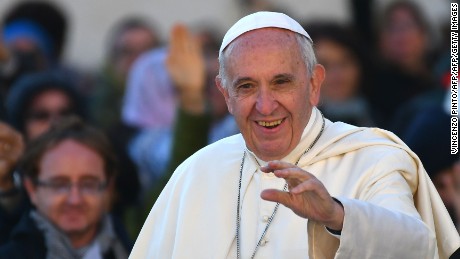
[261,189,290,206]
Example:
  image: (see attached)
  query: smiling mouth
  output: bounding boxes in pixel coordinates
[257,119,284,129]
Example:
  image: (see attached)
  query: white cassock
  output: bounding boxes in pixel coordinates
[130,107,460,259]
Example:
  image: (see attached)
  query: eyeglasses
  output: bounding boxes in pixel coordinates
[33,178,108,196]
[27,108,73,122]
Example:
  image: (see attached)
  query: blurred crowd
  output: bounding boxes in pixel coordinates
[0,0,457,258]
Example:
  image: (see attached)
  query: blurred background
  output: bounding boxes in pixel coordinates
[0,0,450,70]
[0,0,458,248]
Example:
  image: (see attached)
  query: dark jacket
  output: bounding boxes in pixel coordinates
[0,211,133,259]
[0,191,30,245]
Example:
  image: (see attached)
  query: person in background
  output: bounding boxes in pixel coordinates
[0,71,87,241]
[307,23,374,127]
[5,71,86,141]
[131,12,459,258]
[0,116,131,258]
[89,17,160,130]
[367,0,438,129]
[0,0,93,111]
[87,17,159,238]
[402,107,460,230]
[0,0,80,98]
[166,24,239,147]
[123,24,238,193]
[5,70,142,240]
[121,46,175,191]
[389,17,453,137]
[121,46,175,132]
[141,24,239,217]
[0,121,24,244]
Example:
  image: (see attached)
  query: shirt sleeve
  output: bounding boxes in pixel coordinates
[333,149,436,259]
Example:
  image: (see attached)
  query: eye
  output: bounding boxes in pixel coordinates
[79,180,101,191]
[48,179,67,187]
[274,78,291,85]
[234,83,256,96]
[48,181,71,192]
[237,83,253,89]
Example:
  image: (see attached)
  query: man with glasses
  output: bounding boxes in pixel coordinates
[0,116,131,258]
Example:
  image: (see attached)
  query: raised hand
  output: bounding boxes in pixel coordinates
[0,122,24,190]
[166,24,206,114]
[260,160,344,231]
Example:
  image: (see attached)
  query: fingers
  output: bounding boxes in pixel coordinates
[261,160,313,178]
[169,24,188,54]
[260,160,295,172]
[260,179,326,210]
[260,160,326,197]
[261,189,289,204]
[166,24,186,68]
[260,161,343,227]
[0,122,24,160]
[166,23,205,93]
[168,24,201,61]
[289,179,324,194]
[261,160,314,188]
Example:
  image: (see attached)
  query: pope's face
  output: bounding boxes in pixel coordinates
[217,28,324,161]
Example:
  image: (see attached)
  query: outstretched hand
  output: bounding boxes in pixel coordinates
[166,24,206,114]
[260,160,344,231]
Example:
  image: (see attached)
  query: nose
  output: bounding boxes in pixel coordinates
[67,185,83,204]
[255,86,278,115]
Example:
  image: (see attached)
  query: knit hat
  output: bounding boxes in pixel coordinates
[6,71,86,132]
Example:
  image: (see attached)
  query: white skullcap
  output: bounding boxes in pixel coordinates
[219,11,312,57]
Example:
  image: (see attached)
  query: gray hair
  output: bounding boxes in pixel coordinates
[218,33,317,89]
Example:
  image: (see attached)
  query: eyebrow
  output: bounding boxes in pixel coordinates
[231,73,295,87]
[79,175,104,181]
[43,176,69,182]
[42,175,104,182]
[272,73,295,81]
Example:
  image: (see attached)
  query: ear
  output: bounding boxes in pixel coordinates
[309,64,325,106]
[23,177,38,206]
[215,76,233,114]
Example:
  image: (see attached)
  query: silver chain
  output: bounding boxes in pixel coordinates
[236,112,325,259]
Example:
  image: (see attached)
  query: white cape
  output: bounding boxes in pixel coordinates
[131,108,460,259]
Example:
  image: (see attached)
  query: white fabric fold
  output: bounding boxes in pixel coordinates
[130,107,459,259]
